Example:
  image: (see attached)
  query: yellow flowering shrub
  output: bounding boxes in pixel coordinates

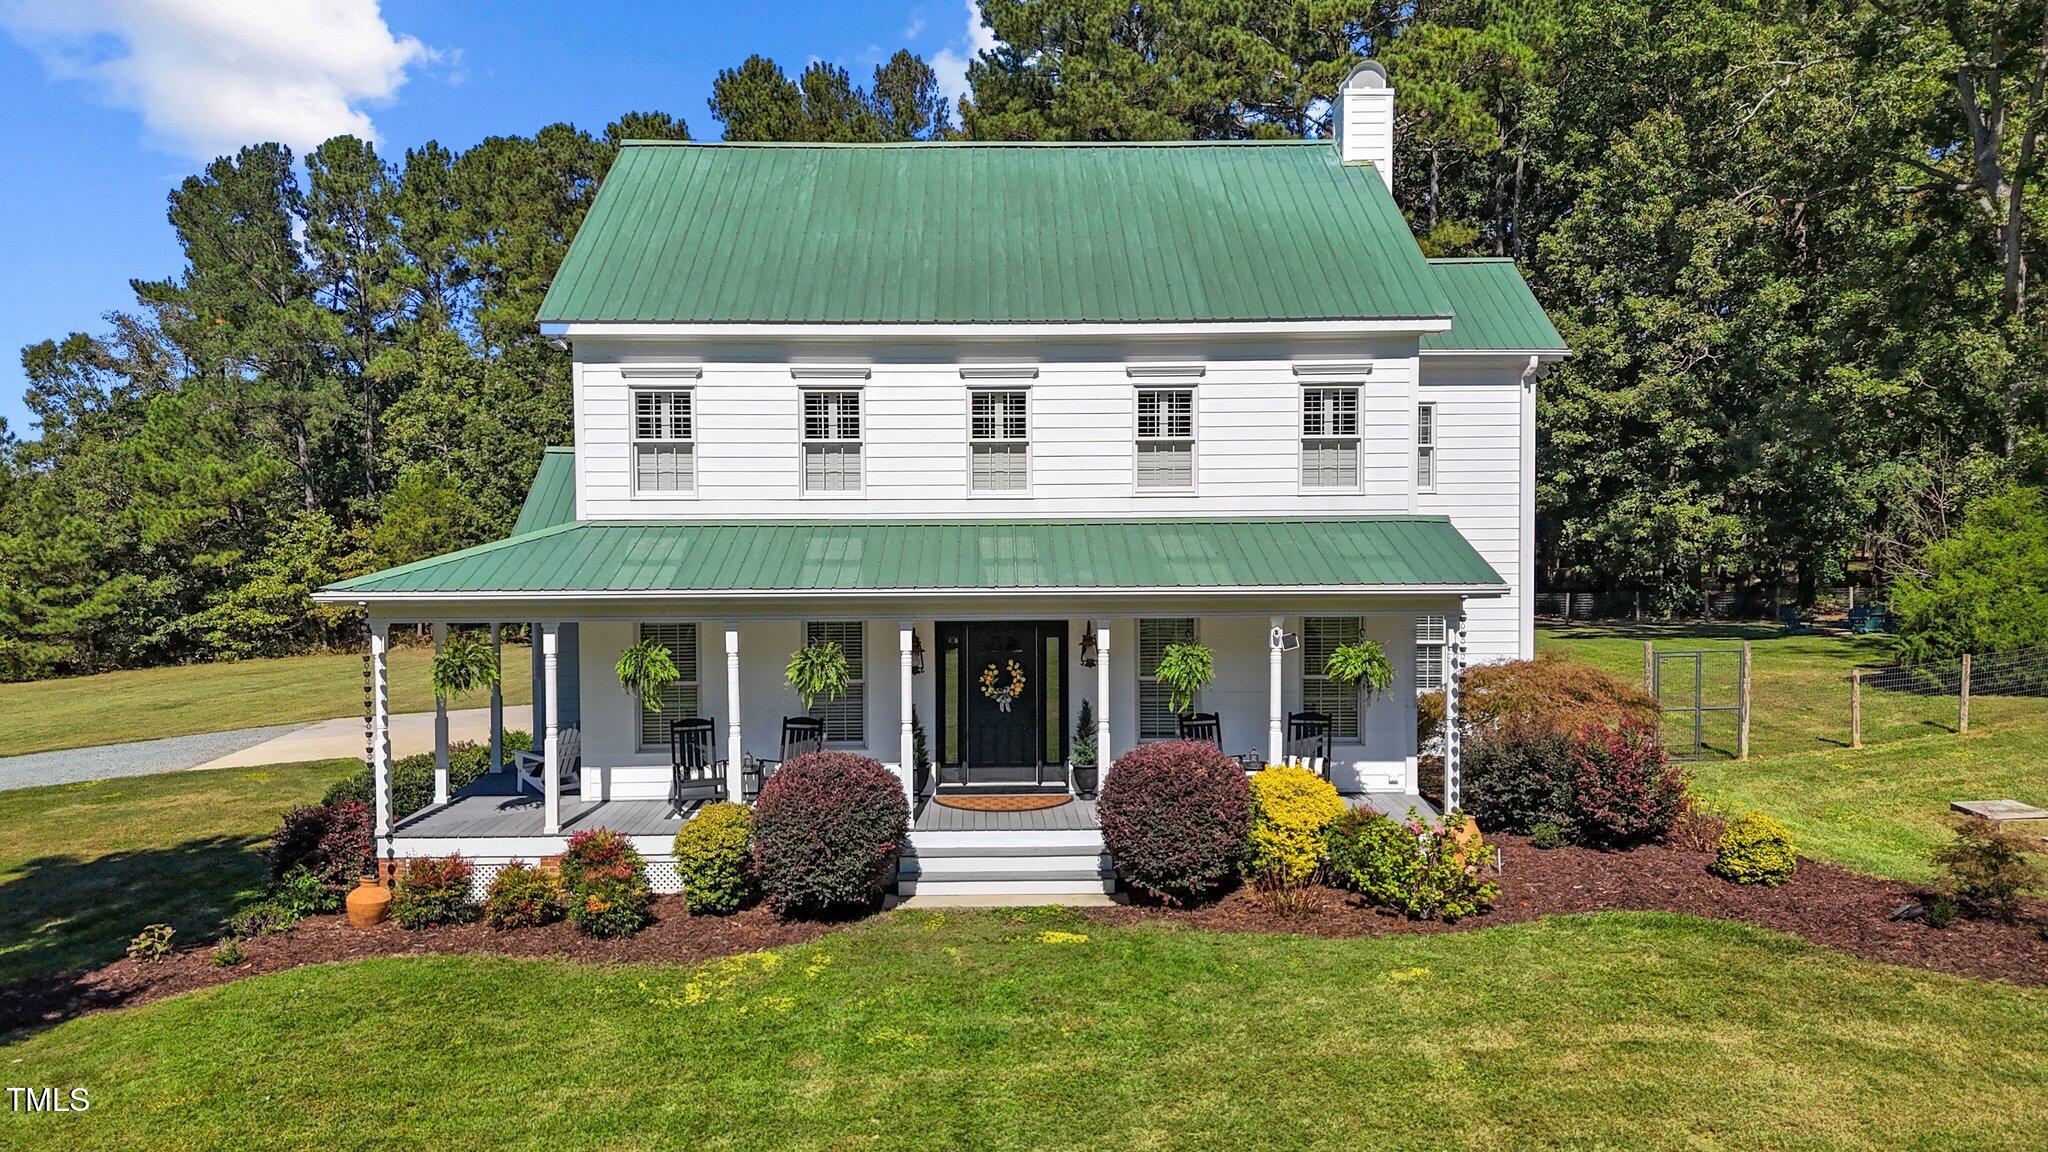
[1246,765,1347,884]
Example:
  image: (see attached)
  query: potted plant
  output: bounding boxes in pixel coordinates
[430,631,501,702]
[616,638,681,712]
[1324,637,1395,699]
[911,705,932,794]
[1071,699,1099,798]
[1154,640,1215,717]
[786,640,851,711]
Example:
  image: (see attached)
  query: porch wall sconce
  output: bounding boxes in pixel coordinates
[1080,622,1099,668]
[910,630,926,676]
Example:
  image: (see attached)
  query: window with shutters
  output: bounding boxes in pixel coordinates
[1134,388,1194,491]
[1415,614,1447,692]
[802,390,862,493]
[1302,616,1364,740]
[805,621,866,743]
[632,390,694,494]
[969,390,1029,492]
[636,623,699,748]
[1137,617,1197,738]
[1301,387,1360,489]
[1416,402,1438,492]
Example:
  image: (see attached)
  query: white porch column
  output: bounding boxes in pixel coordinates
[725,623,744,803]
[899,622,916,806]
[1095,622,1113,781]
[541,621,562,835]
[488,623,503,773]
[1268,615,1285,763]
[370,620,394,839]
[1443,610,1466,813]
[431,622,451,805]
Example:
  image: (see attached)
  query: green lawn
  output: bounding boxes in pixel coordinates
[4,910,2045,1150]
[0,643,532,757]
[0,760,359,986]
[1539,623,2048,880]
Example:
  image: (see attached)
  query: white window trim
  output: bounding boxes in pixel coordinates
[1299,385,1363,493]
[1133,386,1197,496]
[636,622,701,751]
[800,388,865,497]
[630,388,697,498]
[1417,401,1438,494]
[804,620,868,747]
[967,387,1031,496]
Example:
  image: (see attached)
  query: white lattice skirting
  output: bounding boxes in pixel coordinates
[460,855,687,902]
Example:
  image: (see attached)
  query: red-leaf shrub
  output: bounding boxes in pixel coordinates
[751,751,908,918]
[1460,655,1658,736]
[1567,719,1688,847]
[392,854,478,928]
[1097,739,1250,905]
[559,828,654,937]
[1462,719,1577,834]
[267,801,374,892]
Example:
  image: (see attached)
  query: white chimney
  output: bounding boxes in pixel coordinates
[1337,60,1394,190]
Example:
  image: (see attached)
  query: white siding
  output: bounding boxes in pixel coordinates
[1417,356,1536,665]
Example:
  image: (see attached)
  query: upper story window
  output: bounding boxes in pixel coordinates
[1301,387,1361,490]
[632,390,695,494]
[1135,388,1194,492]
[802,390,862,493]
[805,620,866,743]
[1417,401,1438,492]
[969,390,1029,493]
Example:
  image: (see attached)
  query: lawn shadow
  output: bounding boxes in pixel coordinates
[0,835,268,1035]
[1543,621,1788,644]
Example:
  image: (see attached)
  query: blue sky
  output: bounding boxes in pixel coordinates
[0,0,992,438]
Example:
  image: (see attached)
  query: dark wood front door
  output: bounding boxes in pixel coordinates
[936,621,1068,786]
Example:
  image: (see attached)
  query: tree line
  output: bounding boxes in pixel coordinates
[1,1,2042,679]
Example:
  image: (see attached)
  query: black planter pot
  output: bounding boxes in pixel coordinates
[1072,763,1099,799]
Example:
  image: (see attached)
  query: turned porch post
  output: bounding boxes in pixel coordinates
[370,620,394,839]
[488,623,504,773]
[898,622,917,807]
[1443,610,1466,813]
[1095,622,1113,782]
[431,622,451,806]
[725,623,743,802]
[1268,615,1285,763]
[541,621,562,835]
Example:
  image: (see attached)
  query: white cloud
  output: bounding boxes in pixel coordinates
[0,0,437,160]
[931,0,997,110]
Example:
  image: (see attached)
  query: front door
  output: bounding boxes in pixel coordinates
[937,621,1068,786]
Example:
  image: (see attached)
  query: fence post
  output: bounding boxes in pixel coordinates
[1643,641,1654,694]
[1960,653,1972,735]
[1850,669,1862,749]
[1738,641,1752,761]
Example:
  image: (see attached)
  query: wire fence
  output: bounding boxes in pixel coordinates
[1538,586,1874,624]
[1852,645,2048,748]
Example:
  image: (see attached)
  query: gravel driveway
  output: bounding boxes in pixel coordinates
[0,723,310,792]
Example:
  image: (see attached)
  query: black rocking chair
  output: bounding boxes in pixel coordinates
[1285,711,1333,778]
[742,716,827,801]
[669,717,728,815]
[1177,712,1223,748]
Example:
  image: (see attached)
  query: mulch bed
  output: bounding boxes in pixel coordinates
[0,899,834,1040]
[1087,834,2048,987]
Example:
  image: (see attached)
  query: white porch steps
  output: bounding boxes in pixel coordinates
[897,829,1115,898]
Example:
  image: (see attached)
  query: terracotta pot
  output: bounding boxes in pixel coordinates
[345,876,392,927]
[1446,817,1486,866]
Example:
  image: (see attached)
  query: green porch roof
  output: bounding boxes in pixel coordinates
[510,448,577,534]
[322,517,1503,599]
[1421,258,1567,353]
[537,140,1451,327]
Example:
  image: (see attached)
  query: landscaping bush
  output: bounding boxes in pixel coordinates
[127,924,175,963]
[1567,720,1688,848]
[1325,808,1498,921]
[1711,812,1798,886]
[391,854,479,928]
[1460,655,1657,736]
[483,861,565,930]
[1097,739,1250,905]
[1931,818,2044,923]
[266,801,373,892]
[1530,821,1563,849]
[560,828,655,937]
[228,865,341,937]
[323,731,532,818]
[752,751,909,918]
[211,938,246,967]
[674,802,754,915]
[1246,765,1346,885]
[1462,719,1576,834]
[1889,485,2048,664]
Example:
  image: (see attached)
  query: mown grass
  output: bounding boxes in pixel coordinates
[3,910,2045,1150]
[0,760,359,986]
[0,642,532,758]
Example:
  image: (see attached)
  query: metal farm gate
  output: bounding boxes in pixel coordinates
[1648,647,1751,761]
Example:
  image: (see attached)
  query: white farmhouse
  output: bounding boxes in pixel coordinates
[317,64,1568,897]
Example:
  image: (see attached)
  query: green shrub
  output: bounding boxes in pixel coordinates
[1326,808,1498,921]
[1890,485,2048,663]
[391,855,479,929]
[1246,766,1346,885]
[1925,895,1960,928]
[1530,821,1563,849]
[561,828,655,937]
[211,938,247,967]
[483,861,565,930]
[674,802,754,915]
[127,924,175,963]
[1931,818,2044,922]
[1710,812,1798,886]
[323,731,532,817]
[226,866,338,937]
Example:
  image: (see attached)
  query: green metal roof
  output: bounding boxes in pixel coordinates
[510,448,577,534]
[1422,258,1567,353]
[538,141,1452,326]
[323,517,1502,598]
